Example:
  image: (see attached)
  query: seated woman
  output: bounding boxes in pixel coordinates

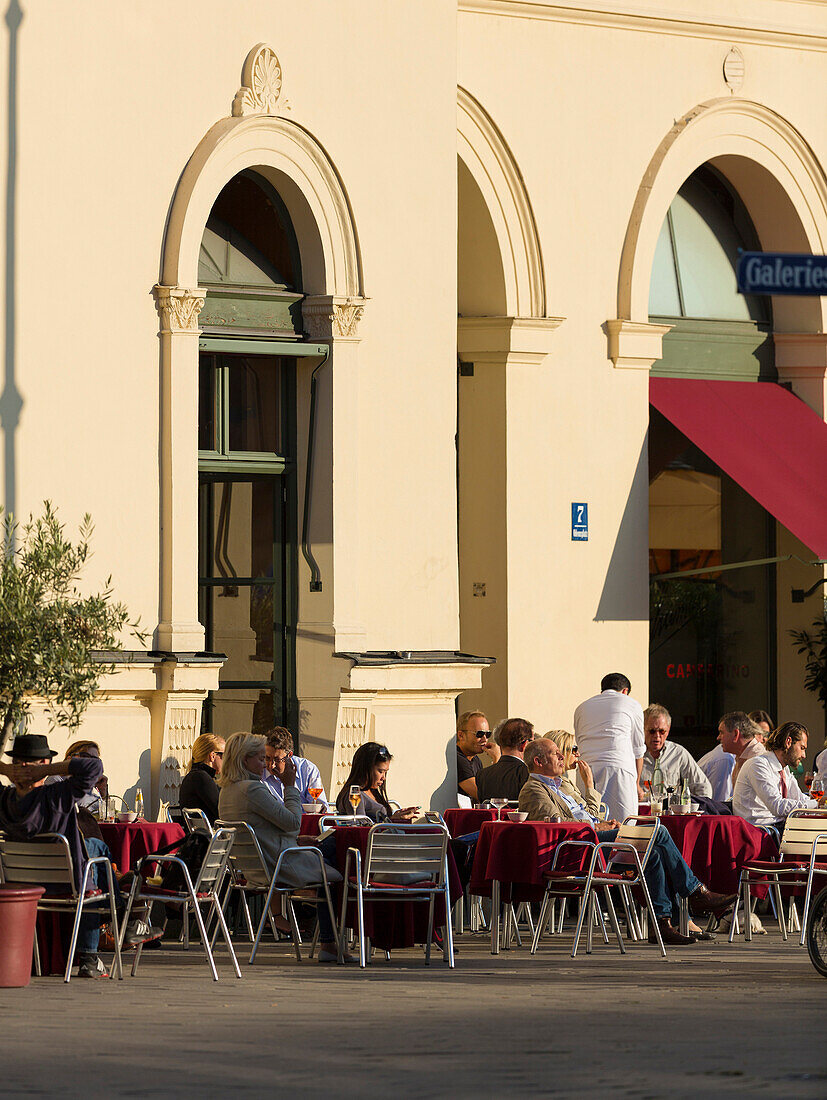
[546,729,603,818]
[217,732,344,963]
[334,743,419,823]
[178,733,225,825]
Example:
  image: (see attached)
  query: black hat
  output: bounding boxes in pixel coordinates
[5,733,58,760]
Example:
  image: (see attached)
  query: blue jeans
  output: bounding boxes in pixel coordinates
[76,837,118,956]
[598,826,701,920]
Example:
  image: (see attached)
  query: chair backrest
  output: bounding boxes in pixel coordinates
[167,805,187,830]
[318,814,373,830]
[363,823,449,886]
[0,833,76,895]
[182,807,214,837]
[609,818,659,870]
[215,819,269,882]
[192,827,236,893]
[780,809,827,859]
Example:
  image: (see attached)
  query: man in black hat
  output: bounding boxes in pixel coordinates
[0,732,159,978]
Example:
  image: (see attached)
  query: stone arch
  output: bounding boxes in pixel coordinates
[457,86,546,318]
[161,113,363,298]
[618,98,827,334]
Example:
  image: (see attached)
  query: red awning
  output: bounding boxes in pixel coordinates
[649,378,827,559]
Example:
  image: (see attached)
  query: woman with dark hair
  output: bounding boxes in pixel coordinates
[335,742,419,822]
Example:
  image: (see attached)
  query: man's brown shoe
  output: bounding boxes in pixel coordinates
[648,918,696,946]
[688,884,738,917]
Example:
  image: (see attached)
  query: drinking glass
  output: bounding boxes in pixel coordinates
[349,785,362,814]
[490,798,508,819]
[308,785,323,803]
[811,776,824,804]
[804,772,814,792]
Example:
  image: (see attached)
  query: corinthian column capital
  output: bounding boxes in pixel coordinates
[153,285,207,334]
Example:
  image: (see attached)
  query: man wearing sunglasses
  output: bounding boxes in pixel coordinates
[456,711,500,804]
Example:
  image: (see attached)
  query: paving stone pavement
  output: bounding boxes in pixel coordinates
[1,929,826,1099]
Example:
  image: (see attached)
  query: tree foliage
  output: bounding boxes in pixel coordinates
[0,502,144,751]
[790,601,827,713]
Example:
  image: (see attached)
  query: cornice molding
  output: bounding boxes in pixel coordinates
[606,319,672,369]
[457,315,565,362]
[458,2,827,52]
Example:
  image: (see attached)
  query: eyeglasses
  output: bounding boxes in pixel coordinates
[214,751,224,757]
[571,746,579,754]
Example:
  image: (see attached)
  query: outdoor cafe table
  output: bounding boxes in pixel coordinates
[656,814,778,896]
[469,820,598,953]
[98,820,185,872]
[443,808,499,837]
[327,824,462,952]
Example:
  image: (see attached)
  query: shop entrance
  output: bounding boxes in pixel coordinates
[648,167,777,752]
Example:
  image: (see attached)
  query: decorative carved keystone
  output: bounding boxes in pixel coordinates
[232,43,289,117]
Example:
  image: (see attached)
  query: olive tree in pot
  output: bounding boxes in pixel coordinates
[0,502,144,753]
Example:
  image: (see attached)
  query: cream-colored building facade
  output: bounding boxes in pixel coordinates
[4,1,827,813]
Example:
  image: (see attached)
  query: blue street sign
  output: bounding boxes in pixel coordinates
[737,251,827,296]
[571,503,588,541]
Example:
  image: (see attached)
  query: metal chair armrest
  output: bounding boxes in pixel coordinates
[549,839,596,871]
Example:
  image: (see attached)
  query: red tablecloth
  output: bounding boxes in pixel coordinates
[470,821,597,902]
[331,825,462,951]
[299,814,326,837]
[658,814,778,895]
[98,821,185,871]
[443,808,498,837]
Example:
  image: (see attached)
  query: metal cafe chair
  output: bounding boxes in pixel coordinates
[181,807,214,837]
[0,832,124,983]
[730,808,827,946]
[531,816,664,958]
[214,819,339,964]
[119,826,239,980]
[338,822,455,968]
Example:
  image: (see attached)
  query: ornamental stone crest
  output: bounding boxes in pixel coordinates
[232,43,289,117]
[153,286,207,333]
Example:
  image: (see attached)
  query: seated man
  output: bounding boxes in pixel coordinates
[720,711,766,785]
[698,733,736,802]
[0,733,159,978]
[733,721,816,829]
[475,718,533,804]
[641,705,711,799]
[518,738,737,945]
[263,727,328,807]
[455,710,500,805]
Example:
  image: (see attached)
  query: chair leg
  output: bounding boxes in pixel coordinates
[490,880,501,955]
[571,892,590,958]
[603,887,625,955]
[64,873,92,983]
[104,863,123,981]
[789,900,801,933]
[443,887,455,967]
[355,883,366,968]
[595,901,609,944]
[425,893,436,965]
[32,925,42,977]
[773,882,787,942]
[285,896,303,962]
[557,897,567,934]
[190,899,219,981]
[637,875,666,958]
[211,896,242,978]
[318,877,341,963]
[586,892,595,954]
[531,891,551,954]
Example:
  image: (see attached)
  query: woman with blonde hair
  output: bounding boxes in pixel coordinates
[546,729,603,818]
[178,732,225,824]
[217,731,344,963]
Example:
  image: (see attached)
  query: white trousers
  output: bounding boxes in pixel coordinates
[591,766,638,823]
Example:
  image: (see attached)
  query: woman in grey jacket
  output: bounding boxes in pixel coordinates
[217,732,343,963]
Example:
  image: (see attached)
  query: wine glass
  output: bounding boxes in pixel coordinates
[349,784,362,815]
[490,797,508,819]
[308,785,323,808]
[811,776,824,805]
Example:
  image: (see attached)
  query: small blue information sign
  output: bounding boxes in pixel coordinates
[737,251,827,297]
[571,503,588,541]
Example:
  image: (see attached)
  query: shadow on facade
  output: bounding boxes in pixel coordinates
[594,434,649,621]
[1,1,22,520]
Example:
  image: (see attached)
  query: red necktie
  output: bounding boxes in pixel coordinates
[779,769,788,798]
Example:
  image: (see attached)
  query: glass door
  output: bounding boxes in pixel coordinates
[198,351,296,736]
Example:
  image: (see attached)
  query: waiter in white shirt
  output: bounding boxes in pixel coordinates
[573,672,645,822]
[733,721,817,828]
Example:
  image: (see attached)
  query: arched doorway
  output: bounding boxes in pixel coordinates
[197,170,304,736]
[648,167,777,750]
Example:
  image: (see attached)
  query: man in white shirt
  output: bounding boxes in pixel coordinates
[733,721,817,828]
[698,735,736,801]
[641,705,711,799]
[719,711,766,785]
[263,727,328,807]
[573,673,645,822]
